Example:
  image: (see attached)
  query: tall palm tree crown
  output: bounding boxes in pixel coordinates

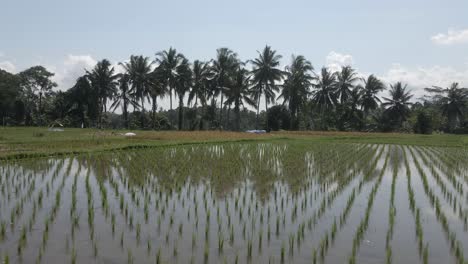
[425,82,468,131]
[250,45,284,130]
[156,48,186,125]
[336,66,359,105]
[358,74,385,116]
[86,59,119,128]
[174,57,192,130]
[279,55,314,129]
[111,73,140,129]
[225,67,256,131]
[211,48,240,127]
[382,82,413,127]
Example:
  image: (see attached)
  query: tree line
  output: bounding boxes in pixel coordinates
[1,46,467,133]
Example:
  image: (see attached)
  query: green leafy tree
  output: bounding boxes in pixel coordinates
[0,69,20,125]
[19,66,57,124]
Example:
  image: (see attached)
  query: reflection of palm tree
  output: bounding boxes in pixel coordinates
[225,67,256,131]
[120,55,153,128]
[358,75,385,118]
[425,83,468,131]
[111,74,140,129]
[250,45,284,130]
[279,55,314,129]
[311,67,337,129]
[382,82,413,128]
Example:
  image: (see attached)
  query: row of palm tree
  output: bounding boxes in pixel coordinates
[72,46,467,131]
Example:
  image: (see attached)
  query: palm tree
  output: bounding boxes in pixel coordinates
[174,57,192,130]
[212,48,239,127]
[358,75,385,118]
[111,74,140,129]
[224,67,256,131]
[87,59,119,128]
[311,67,337,129]
[156,48,186,126]
[250,45,284,130]
[279,55,314,129]
[188,60,214,129]
[425,82,468,131]
[148,68,165,129]
[382,82,413,128]
[336,66,359,105]
[119,55,153,128]
[340,87,364,130]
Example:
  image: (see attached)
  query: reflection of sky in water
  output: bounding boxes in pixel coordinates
[0,143,467,264]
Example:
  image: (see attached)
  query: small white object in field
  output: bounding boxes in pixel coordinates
[245,130,266,134]
[124,132,136,137]
[48,128,64,132]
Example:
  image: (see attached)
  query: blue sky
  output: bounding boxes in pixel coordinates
[1,0,468,107]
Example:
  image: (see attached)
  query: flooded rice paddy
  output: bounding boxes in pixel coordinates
[0,142,468,263]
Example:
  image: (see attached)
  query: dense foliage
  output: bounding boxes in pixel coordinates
[1,46,467,133]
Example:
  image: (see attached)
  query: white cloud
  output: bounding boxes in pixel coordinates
[431,28,468,45]
[379,63,468,99]
[0,61,17,73]
[52,54,97,90]
[325,51,354,72]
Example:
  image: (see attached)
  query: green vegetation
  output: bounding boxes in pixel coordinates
[1,47,467,134]
[1,127,468,160]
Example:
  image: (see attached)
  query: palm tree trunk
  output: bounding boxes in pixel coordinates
[178,95,184,130]
[141,96,145,128]
[265,95,269,131]
[152,95,157,130]
[255,98,260,130]
[235,101,241,131]
[226,104,231,130]
[219,93,224,128]
[123,100,128,129]
[169,88,173,128]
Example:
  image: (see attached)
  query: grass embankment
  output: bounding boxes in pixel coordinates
[0,127,467,160]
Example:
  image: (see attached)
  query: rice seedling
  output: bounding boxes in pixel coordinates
[0,141,466,263]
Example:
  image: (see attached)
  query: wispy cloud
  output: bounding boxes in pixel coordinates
[0,61,16,73]
[431,28,468,45]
